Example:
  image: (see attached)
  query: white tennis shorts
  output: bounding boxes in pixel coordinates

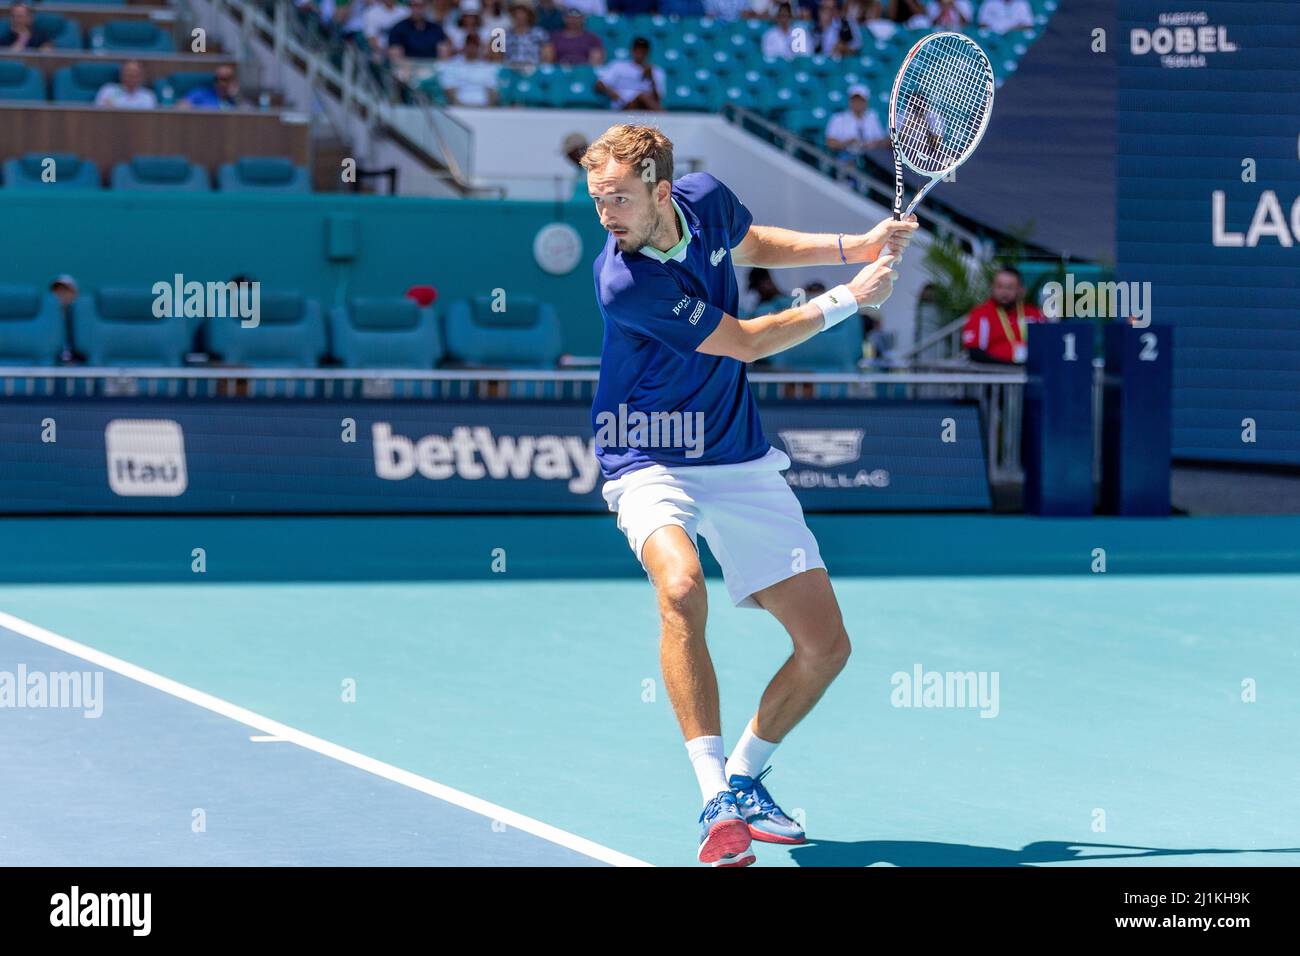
[601,446,826,609]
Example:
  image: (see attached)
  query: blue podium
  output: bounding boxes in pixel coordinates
[1023,322,1095,516]
[1101,324,1173,515]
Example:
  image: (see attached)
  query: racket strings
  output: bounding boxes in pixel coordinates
[893,35,993,175]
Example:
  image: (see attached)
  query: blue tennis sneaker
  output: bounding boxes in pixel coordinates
[698,790,754,866]
[728,766,806,844]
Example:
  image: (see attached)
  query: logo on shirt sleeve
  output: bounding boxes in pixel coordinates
[672,295,690,316]
[688,302,706,325]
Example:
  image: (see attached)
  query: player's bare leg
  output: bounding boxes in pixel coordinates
[641,525,718,740]
[642,524,753,864]
[723,568,850,845]
[748,567,851,743]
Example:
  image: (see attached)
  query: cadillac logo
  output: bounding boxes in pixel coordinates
[778,429,865,467]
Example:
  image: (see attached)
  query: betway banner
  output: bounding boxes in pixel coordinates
[0,399,989,513]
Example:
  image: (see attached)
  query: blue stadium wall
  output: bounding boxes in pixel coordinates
[1118,1,1300,466]
[0,190,609,355]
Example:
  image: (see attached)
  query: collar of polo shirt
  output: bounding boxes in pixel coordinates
[637,196,691,263]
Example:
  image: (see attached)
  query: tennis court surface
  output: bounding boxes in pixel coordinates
[3,514,1296,867]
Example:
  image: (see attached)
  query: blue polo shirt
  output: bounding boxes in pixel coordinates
[591,172,768,480]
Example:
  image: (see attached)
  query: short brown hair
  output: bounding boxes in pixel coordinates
[579,124,674,191]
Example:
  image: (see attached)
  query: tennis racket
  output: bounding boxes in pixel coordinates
[888,31,995,220]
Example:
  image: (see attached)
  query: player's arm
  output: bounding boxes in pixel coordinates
[699,254,899,362]
[730,217,918,269]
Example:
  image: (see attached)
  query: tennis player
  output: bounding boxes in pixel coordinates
[584,124,917,866]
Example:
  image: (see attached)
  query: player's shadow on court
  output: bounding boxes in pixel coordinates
[786,840,1300,867]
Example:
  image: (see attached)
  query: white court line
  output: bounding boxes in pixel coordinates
[0,611,651,868]
[249,736,287,743]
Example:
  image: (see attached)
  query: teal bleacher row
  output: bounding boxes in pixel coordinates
[428,9,1048,118]
[1,152,311,190]
[0,284,571,372]
[0,13,174,53]
[0,59,227,106]
[0,281,863,374]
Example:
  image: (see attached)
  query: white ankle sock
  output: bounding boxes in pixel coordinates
[685,735,730,804]
[725,721,780,781]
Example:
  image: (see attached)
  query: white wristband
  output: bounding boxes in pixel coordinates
[811,284,859,330]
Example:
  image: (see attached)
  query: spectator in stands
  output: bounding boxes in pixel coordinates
[387,0,448,61]
[561,130,589,199]
[544,8,605,66]
[504,2,549,68]
[533,0,565,31]
[94,60,158,109]
[702,0,748,20]
[825,84,888,161]
[850,0,896,41]
[49,275,80,364]
[743,267,793,317]
[363,0,411,51]
[660,0,704,14]
[0,4,54,50]
[753,0,817,17]
[926,0,970,28]
[961,266,1045,365]
[437,31,499,104]
[978,0,1033,33]
[608,0,658,14]
[762,4,805,60]
[565,0,608,15]
[595,36,664,111]
[178,64,247,109]
[481,0,513,37]
[815,0,860,58]
[444,0,492,54]
[887,0,926,23]
[317,0,368,41]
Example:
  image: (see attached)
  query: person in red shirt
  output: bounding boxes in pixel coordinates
[961,265,1044,364]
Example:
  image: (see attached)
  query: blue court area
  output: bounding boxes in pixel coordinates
[2,515,1299,867]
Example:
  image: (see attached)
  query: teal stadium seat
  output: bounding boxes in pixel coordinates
[206,291,325,368]
[0,60,45,101]
[111,155,211,191]
[444,296,562,395]
[2,152,101,189]
[43,13,84,49]
[90,20,176,53]
[0,285,64,366]
[329,297,443,369]
[73,288,191,366]
[555,66,604,108]
[765,313,862,374]
[52,62,119,102]
[217,156,310,192]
